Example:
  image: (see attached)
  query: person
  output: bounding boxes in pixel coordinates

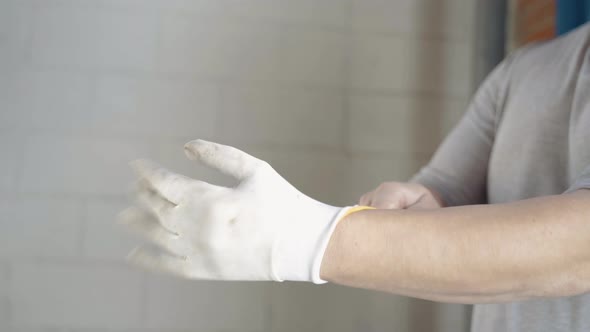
[119,23,590,332]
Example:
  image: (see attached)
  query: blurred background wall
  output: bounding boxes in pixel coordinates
[0,0,479,331]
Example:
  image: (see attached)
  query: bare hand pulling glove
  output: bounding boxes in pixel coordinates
[119,139,369,283]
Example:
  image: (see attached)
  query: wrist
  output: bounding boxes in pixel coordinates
[318,206,375,283]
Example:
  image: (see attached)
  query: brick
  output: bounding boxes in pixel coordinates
[145,275,270,330]
[280,0,351,27]
[367,292,412,332]
[84,199,137,261]
[279,28,346,85]
[270,283,372,332]
[0,197,81,258]
[157,15,281,79]
[220,87,344,148]
[95,0,224,13]
[19,136,150,195]
[8,329,72,332]
[168,0,350,27]
[0,263,7,297]
[0,263,8,329]
[0,0,33,68]
[221,0,285,20]
[0,133,20,193]
[348,95,468,154]
[0,70,31,130]
[249,148,351,206]
[94,75,218,138]
[31,5,158,70]
[211,0,350,27]
[435,303,471,332]
[350,36,472,96]
[155,0,224,13]
[11,263,143,328]
[19,70,94,131]
[0,301,7,331]
[352,0,475,41]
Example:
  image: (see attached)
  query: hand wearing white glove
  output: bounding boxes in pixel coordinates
[119,140,369,283]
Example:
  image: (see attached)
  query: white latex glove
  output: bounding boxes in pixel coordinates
[119,139,362,283]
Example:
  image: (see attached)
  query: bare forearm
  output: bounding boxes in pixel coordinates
[321,190,590,303]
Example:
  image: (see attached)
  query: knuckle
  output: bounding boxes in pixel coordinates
[377,181,397,192]
[380,181,394,187]
[255,160,272,172]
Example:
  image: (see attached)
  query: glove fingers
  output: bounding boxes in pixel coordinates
[130,159,195,204]
[118,207,186,256]
[184,139,263,181]
[135,181,181,232]
[127,245,190,278]
[136,180,176,217]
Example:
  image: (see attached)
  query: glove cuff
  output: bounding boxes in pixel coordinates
[272,204,374,284]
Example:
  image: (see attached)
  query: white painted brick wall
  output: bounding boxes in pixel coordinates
[349,95,468,155]
[287,0,351,27]
[0,70,31,129]
[352,0,474,41]
[1,0,476,330]
[31,4,159,70]
[157,15,282,79]
[19,135,147,195]
[93,75,219,138]
[350,36,472,97]
[0,0,32,70]
[368,292,412,332]
[83,199,136,261]
[270,283,373,332]
[0,133,20,193]
[145,275,270,330]
[0,263,9,329]
[223,0,351,27]
[220,86,345,148]
[0,197,83,259]
[11,263,143,329]
[18,69,95,132]
[279,28,347,85]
